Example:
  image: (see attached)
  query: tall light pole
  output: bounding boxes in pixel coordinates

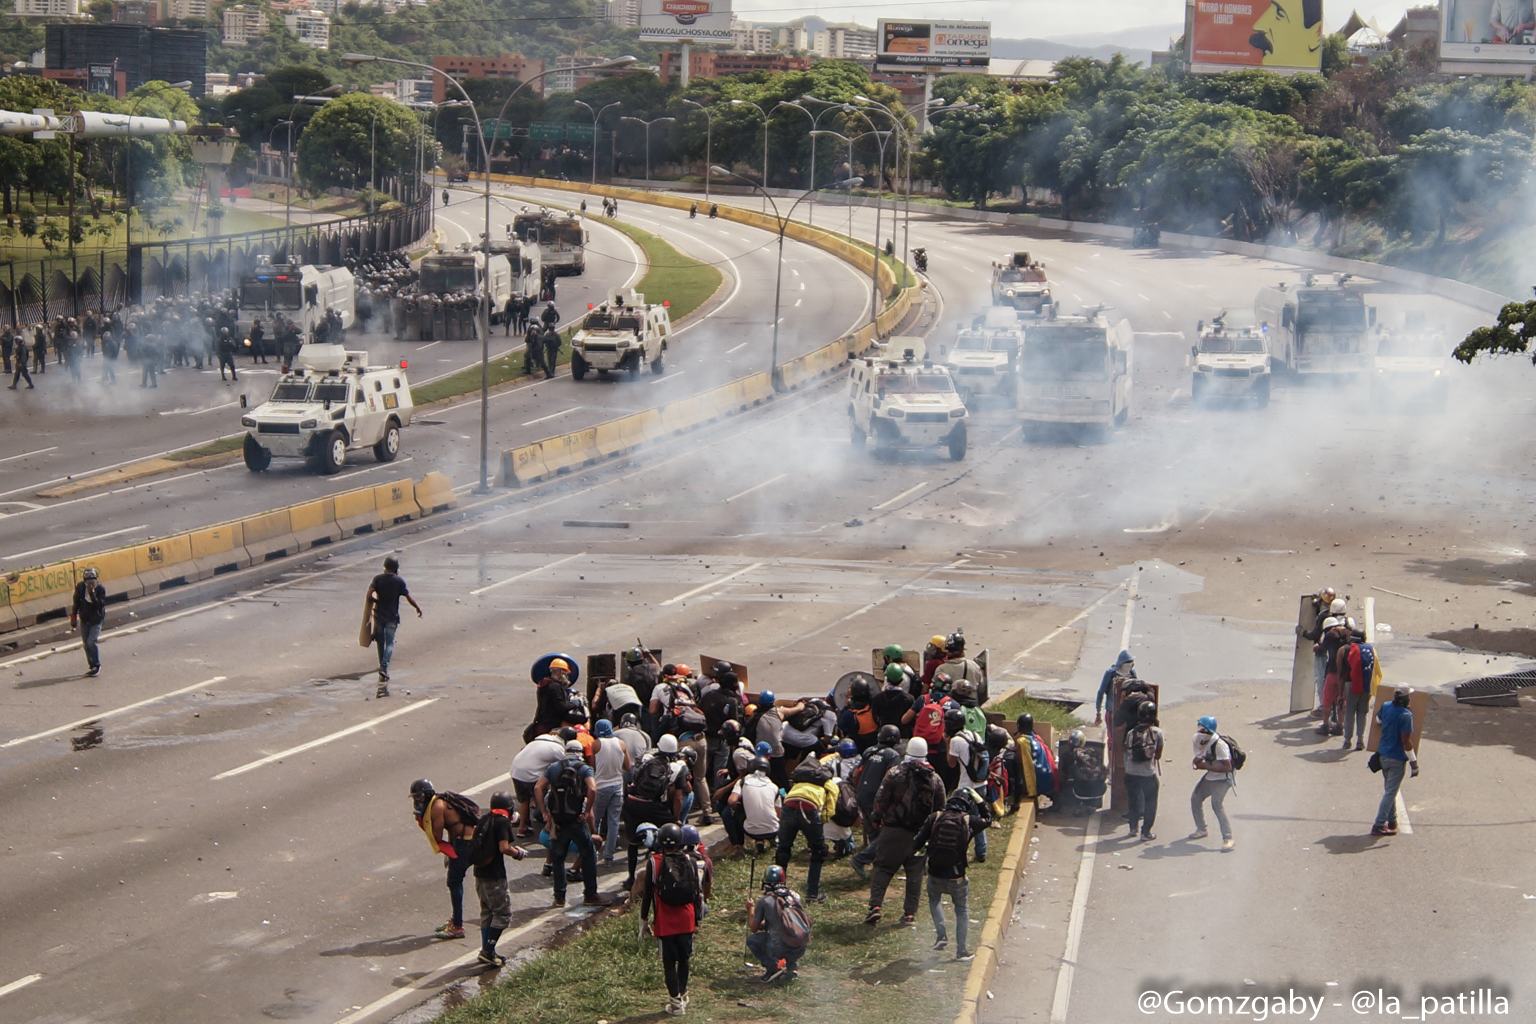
[709,165,860,376]
[812,128,884,240]
[573,99,621,187]
[620,115,674,183]
[729,99,772,210]
[840,104,892,330]
[343,52,634,493]
[796,95,852,224]
[680,98,712,201]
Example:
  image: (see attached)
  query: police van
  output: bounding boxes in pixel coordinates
[847,337,968,461]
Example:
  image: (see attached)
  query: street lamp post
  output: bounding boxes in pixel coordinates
[838,105,892,330]
[729,99,772,210]
[708,164,860,377]
[343,52,634,493]
[619,115,675,183]
[679,98,712,201]
[573,99,621,187]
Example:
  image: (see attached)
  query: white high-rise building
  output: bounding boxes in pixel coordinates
[221,4,263,46]
[284,9,330,49]
[605,0,637,28]
[163,0,208,20]
[13,0,80,16]
[730,20,777,53]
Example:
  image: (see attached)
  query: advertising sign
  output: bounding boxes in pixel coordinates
[88,64,115,96]
[876,19,991,70]
[1438,0,1536,73]
[638,0,733,42]
[1186,0,1323,75]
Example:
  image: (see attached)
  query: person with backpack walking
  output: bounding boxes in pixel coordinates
[915,789,988,961]
[410,779,482,939]
[865,738,946,926]
[1372,688,1418,836]
[639,822,711,1016]
[851,725,904,875]
[945,712,991,860]
[71,567,108,676]
[1123,702,1164,841]
[747,864,812,983]
[1189,716,1236,850]
[1336,634,1376,751]
[774,756,837,902]
[536,740,613,907]
[624,736,687,888]
[468,791,528,967]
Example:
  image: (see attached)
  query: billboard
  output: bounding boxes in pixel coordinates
[875,19,991,70]
[1186,0,1323,75]
[638,0,733,42]
[1438,0,1536,73]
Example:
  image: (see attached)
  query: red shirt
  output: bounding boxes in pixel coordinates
[649,854,697,937]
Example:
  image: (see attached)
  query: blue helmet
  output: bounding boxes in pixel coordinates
[755,740,772,757]
[758,689,776,707]
[680,824,701,847]
[762,864,786,890]
[838,739,858,757]
[1197,715,1218,733]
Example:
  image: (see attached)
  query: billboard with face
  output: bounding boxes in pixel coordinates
[638,0,733,42]
[876,19,991,70]
[1187,0,1324,74]
[1439,0,1536,73]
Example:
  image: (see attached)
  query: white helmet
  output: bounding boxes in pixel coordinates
[1346,617,1357,631]
[1321,616,1341,630]
[1329,598,1347,615]
[658,734,679,754]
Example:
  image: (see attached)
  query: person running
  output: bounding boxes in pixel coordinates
[1372,688,1418,837]
[1189,716,1235,851]
[536,739,612,908]
[774,756,837,902]
[469,791,527,966]
[366,556,422,691]
[639,822,710,1016]
[915,789,987,961]
[70,567,107,677]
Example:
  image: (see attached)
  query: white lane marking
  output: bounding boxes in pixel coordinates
[1,675,228,750]
[660,230,741,338]
[0,435,243,502]
[521,406,581,427]
[872,480,928,510]
[1006,584,1125,668]
[725,341,748,354]
[329,911,554,1024]
[795,298,802,307]
[1122,519,1174,534]
[417,341,442,350]
[1396,793,1413,834]
[724,473,786,503]
[191,401,241,416]
[1162,310,1172,319]
[1048,809,1104,1024]
[212,699,439,780]
[650,370,685,384]
[1137,293,1149,301]
[5,523,148,562]
[659,562,765,607]
[463,772,511,797]
[0,974,43,999]
[0,446,57,464]
[325,457,415,486]
[470,551,587,597]
[1121,574,1138,651]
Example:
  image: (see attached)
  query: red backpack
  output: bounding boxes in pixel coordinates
[912,694,946,747]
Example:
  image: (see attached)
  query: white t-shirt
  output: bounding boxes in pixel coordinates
[782,709,836,749]
[602,682,641,714]
[615,725,651,764]
[510,734,566,784]
[949,731,984,790]
[593,735,627,788]
[1194,733,1233,782]
[734,773,782,837]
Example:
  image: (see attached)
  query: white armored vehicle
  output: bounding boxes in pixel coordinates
[1016,308,1133,441]
[569,288,672,380]
[848,337,968,461]
[1255,274,1377,376]
[237,259,355,339]
[1190,309,1271,407]
[1372,311,1448,409]
[417,248,513,338]
[240,344,414,474]
[940,306,1023,406]
[991,252,1051,315]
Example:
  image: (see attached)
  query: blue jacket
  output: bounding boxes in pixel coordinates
[1096,650,1136,714]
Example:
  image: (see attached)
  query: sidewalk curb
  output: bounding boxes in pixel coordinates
[954,803,1036,1024]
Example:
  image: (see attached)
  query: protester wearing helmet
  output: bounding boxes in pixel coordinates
[1190,715,1235,850]
[821,738,864,856]
[849,725,906,876]
[939,630,987,703]
[469,791,528,967]
[622,734,688,890]
[639,821,712,1015]
[881,643,917,692]
[921,635,949,687]
[1315,616,1352,736]
[621,647,662,737]
[1298,588,1340,716]
[533,655,580,738]
[71,565,108,677]
[747,863,810,983]
[838,676,880,753]
[748,690,789,788]
[872,664,918,734]
[729,756,782,848]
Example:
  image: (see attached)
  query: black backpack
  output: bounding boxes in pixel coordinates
[545,758,587,825]
[788,701,825,731]
[655,850,700,907]
[630,754,674,802]
[437,790,481,828]
[790,758,833,786]
[856,746,902,807]
[1127,724,1158,764]
[831,779,860,827]
[962,732,989,782]
[668,684,707,731]
[925,809,971,872]
[1072,747,1107,788]
[892,761,940,830]
[1219,734,1247,771]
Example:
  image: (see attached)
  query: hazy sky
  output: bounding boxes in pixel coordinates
[728,1,1431,38]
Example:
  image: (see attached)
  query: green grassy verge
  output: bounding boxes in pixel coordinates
[165,434,243,462]
[989,689,1085,736]
[440,819,1012,1024]
[410,218,720,408]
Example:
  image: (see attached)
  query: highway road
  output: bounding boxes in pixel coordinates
[4,195,1535,1024]
[0,180,868,572]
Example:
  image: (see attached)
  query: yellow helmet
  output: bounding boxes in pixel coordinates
[930,635,946,649]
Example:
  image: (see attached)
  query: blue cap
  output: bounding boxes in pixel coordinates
[755,741,771,756]
[838,739,858,757]
[593,719,613,738]
[1198,715,1218,733]
[758,689,775,706]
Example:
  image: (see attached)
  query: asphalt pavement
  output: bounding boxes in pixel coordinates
[3,197,1534,1024]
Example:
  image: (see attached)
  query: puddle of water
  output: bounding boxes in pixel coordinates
[70,725,103,750]
[1375,638,1533,694]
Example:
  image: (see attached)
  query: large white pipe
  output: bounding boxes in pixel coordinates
[0,110,61,134]
[73,110,188,137]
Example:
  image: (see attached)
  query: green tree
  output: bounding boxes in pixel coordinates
[1390,128,1532,246]
[1320,33,1352,76]
[296,93,425,191]
[1456,295,1536,364]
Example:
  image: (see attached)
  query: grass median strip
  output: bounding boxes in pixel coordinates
[410,217,720,408]
[165,435,244,462]
[438,818,1012,1024]
[990,689,1085,736]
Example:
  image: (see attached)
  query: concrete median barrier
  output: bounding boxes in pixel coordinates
[333,487,383,537]
[288,499,341,549]
[241,508,297,563]
[374,479,420,525]
[593,419,631,458]
[504,443,549,487]
[189,522,249,578]
[4,560,77,628]
[540,429,601,475]
[133,535,195,592]
[414,472,457,514]
[82,547,145,602]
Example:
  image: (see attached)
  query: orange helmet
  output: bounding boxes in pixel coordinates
[674,664,693,677]
[550,658,571,672]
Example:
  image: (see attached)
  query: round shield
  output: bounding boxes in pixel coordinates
[831,670,879,711]
[530,652,581,685]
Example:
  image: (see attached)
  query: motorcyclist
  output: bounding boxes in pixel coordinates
[442,189,450,206]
